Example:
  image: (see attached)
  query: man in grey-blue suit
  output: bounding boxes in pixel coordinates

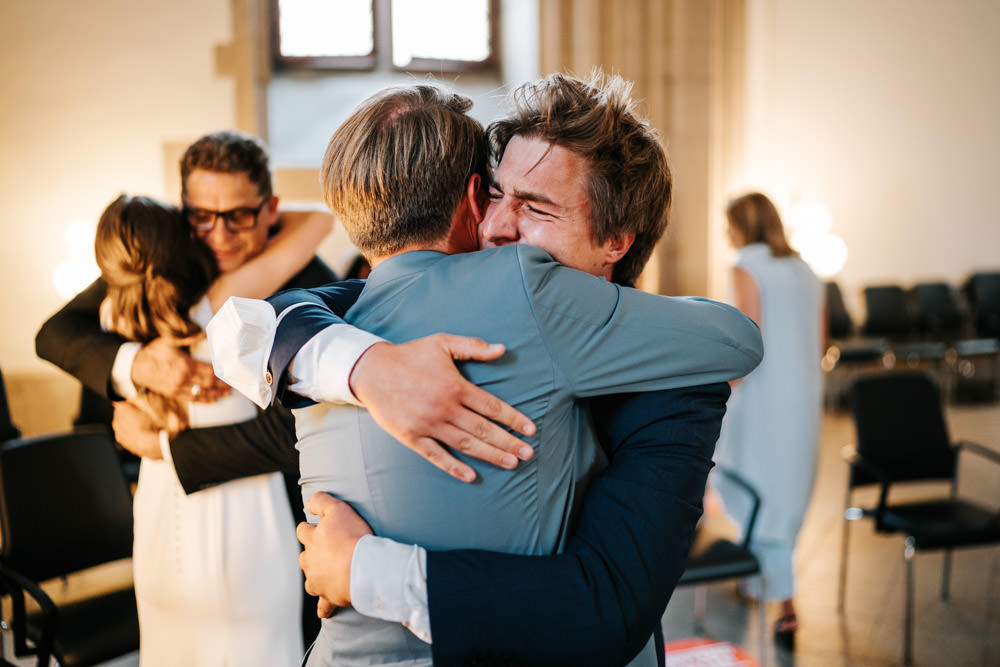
[278,85,757,666]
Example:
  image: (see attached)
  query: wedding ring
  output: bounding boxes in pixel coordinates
[191,383,202,397]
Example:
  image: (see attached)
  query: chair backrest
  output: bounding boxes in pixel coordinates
[826,281,854,339]
[0,427,133,582]
[0,368,20,443]
[965,271,1000,337]
[910,282,967,339]
[849,372,955,488]
[862,285,914,339]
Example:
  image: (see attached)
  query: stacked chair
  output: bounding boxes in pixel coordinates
[861,285,948,377]
[964,271,1000,338]
[823,282,890,410]
[912,280,998,402]
[825,274,1000,407]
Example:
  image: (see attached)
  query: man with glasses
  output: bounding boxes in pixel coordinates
[34,130,341,645]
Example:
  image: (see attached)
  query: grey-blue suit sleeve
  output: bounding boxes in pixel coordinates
[265,279,366,409]
[514,247,762,394]
[426,383,729,666]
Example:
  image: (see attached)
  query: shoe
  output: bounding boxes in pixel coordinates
[773,613,797,650]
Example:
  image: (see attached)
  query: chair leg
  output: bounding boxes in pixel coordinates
[837,496,852,612]
[903,537,916,666]
[941,548,952,601]
[693,584,707,633]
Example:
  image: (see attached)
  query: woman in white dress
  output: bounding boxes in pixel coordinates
[95,194,329,666]
[713,192,825,647]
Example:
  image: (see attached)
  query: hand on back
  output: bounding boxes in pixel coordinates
[349,334,536,482]
[111,401,163,459]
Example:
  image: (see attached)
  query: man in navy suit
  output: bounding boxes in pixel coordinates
[211,73,761,665]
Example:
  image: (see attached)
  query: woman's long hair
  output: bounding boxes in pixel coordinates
[95,194,219,436]
[726,192,796,257]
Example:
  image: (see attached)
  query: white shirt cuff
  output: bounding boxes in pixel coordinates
[111,342,141,400]
[157,429,173,462]
[290,325,383,406]
[351,535,431,643]
[206,297,278,408]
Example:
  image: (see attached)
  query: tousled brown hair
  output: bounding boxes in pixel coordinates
[726,192,796,257]
[488,71,672,286]
[180,130,274,199]
[95,194,219,436]
[320,85,489,257]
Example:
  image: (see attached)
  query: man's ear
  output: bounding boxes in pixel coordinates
[603,231,636,264]
[465,174,486,224]
[265,195,280,228]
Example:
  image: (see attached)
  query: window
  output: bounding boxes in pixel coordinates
[273,0,497,72]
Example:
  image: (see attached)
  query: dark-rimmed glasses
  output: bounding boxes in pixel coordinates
[182,198,269,233]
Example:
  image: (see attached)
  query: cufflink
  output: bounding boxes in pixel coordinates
[265,370,273,385]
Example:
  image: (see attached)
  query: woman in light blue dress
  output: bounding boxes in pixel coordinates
[713,192,825,646]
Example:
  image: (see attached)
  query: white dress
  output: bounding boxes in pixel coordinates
[713,243,824,601]
[130,298,303,666]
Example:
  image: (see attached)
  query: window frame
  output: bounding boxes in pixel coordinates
[271,0,499,73]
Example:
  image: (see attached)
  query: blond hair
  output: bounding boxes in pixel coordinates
[95,194,218,436]
[320,84,489,257]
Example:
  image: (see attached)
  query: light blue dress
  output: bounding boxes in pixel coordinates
[714,242,824,601]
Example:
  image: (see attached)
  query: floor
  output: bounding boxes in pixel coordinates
[3,391,997,666]
[661,401,1000,667]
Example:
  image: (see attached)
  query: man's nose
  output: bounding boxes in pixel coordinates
[480,203,519,245]
[205,216,234,246]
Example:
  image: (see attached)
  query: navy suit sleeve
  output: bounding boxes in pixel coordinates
[265,279,366,409]
[35,278,127,400]
[426,383,729,667]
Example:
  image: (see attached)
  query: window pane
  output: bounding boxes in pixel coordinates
[278,0,373,58]
[392,0,490,67]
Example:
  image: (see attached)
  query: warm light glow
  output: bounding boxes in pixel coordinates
[798,233,848,279]
[784,200,848,278]
[53,218,99,298]
[53,260,99,299]
[787,200,832,251]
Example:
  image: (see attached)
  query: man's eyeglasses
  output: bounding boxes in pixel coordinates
[182,198,269,233]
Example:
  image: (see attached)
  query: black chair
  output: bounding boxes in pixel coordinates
[0,427,138,666]
[964,271,1000,338]
[0,368,19,444]
[862,284,948,382]
[911,281,998,403]
[909,282,968,341]
[679,467,766,659]
[838,372,1000,666]
[861,285,914,339]
[823,282,890,410]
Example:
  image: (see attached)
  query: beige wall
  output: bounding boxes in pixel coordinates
[2,0,236,380]
[2,0,238,433]
[735,0,1000,317]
